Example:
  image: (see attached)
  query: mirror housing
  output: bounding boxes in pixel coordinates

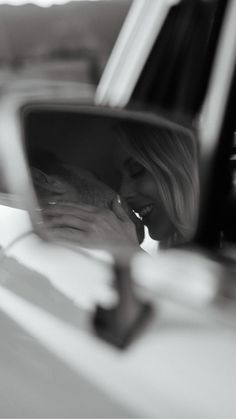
[0,86,199,255]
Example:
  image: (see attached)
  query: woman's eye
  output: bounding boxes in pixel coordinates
[32,168,50,185]
[128,163,145,178]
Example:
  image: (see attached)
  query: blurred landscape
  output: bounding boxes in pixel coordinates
[0,0,132,86]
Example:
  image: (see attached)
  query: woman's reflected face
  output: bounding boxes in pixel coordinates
[117,149,173,241]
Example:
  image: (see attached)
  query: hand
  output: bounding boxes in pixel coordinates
[121,200,145,244]
[43,197,141,253]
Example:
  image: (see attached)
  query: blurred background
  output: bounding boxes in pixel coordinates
[0,0,132,87]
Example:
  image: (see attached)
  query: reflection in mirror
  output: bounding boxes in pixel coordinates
[115,121,199,249]
[25,111,199,256]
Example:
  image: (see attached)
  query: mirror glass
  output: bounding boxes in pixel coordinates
[24,108,199,256]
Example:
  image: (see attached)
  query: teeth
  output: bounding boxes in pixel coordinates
[138,205,153,218]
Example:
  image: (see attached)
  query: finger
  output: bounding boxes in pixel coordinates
[57,201,99,212]
[43,205,95,221]
[112,195,130,222]
[45,201,98,213]
[50,227,87,245]
[134,218,145,244]
[45,214,89,231]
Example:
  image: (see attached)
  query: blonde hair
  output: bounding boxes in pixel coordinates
[117,120,199,246]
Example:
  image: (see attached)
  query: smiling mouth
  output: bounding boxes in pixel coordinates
[135,204,154,220]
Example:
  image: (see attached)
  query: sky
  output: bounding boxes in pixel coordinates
[0,0,104,6]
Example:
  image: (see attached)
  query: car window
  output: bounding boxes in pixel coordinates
[132,0,226,117]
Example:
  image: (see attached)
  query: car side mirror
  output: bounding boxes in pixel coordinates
[20,102,199,257]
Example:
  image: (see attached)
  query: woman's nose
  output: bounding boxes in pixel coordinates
[119,177,136,199]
